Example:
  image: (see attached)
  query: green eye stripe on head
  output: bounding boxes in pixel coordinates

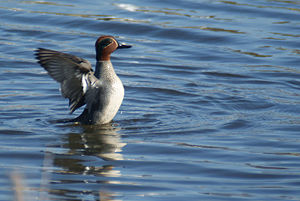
[100,38,113,49]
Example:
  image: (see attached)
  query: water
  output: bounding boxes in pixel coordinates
[0,0,300,200]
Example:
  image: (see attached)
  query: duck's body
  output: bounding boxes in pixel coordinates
[35,36,131,124]
[78,60,125,124]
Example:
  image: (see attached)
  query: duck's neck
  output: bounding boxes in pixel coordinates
[95,60,116,79]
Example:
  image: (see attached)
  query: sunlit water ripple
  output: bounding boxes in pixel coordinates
[0,0,300,200]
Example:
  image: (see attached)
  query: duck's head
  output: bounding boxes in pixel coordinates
[95,35,131,61]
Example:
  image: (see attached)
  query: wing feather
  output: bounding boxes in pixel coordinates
[35,48,97,113]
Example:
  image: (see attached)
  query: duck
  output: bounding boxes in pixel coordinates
[35,35,131,124]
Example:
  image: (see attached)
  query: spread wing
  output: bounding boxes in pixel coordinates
[35,48,98,113]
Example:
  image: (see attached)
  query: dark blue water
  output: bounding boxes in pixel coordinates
[0,0,300,200]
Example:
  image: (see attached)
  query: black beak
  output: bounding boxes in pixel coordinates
[118,43,132,49]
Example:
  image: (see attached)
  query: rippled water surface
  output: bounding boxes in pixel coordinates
[0,0,300,200]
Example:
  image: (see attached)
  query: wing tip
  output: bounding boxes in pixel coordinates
[34,48,49,62]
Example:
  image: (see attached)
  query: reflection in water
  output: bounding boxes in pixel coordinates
[50,124,126,200]
[66,125,126,161]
